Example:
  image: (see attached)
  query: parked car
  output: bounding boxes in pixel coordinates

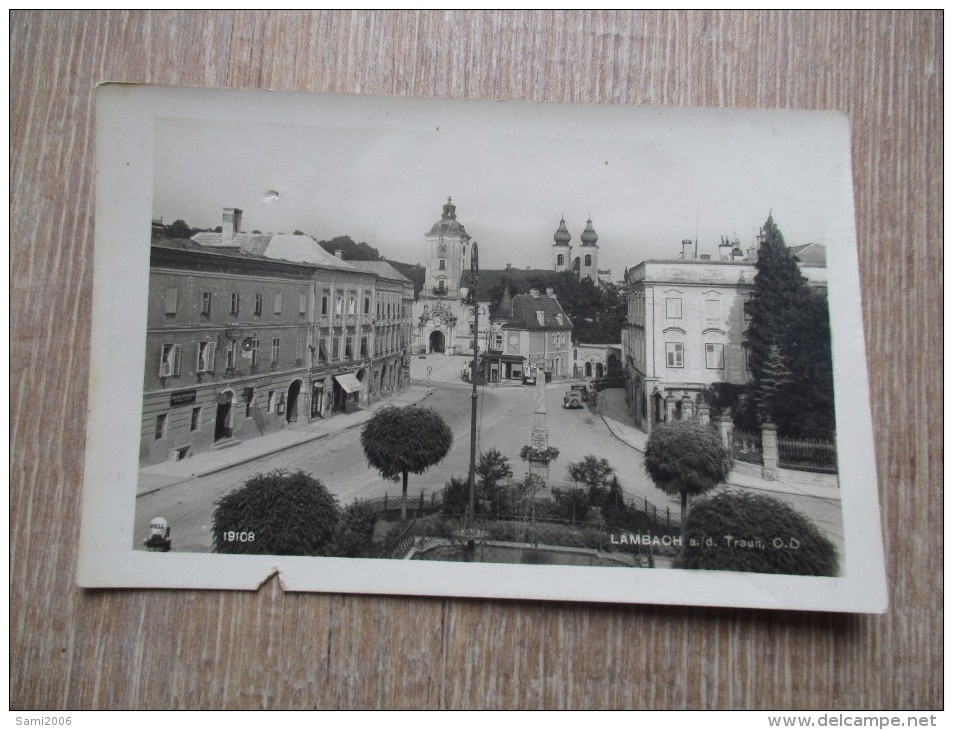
[570,383,590,402]
[563,390,583,409]
[522,373,537,386]
[592,374,625,391]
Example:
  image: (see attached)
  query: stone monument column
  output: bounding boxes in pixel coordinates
[528,364,552,491]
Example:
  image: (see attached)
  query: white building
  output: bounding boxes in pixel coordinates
[623,240,826,433]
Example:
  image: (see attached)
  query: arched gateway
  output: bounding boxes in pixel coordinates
[429,330,445,353]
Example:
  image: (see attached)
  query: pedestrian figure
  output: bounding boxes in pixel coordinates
[143,516,172,552]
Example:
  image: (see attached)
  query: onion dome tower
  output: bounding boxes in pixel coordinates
[578,218,600,281]
[552,217,572,272]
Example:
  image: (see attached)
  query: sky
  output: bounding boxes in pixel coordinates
[152,94,850,279]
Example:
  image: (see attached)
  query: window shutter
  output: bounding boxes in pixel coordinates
[165,289,178,315]
[208,342,216,370]
[275,292,283,314]
[173,344,182,375]
[196,342,203,372]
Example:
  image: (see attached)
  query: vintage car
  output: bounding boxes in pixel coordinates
[563,390,584,409]
[570,383,589,402]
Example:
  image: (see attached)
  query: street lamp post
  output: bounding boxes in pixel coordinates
[466,241,480,555]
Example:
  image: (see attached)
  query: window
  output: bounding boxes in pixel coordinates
[469,324,475,334]
[230,293,240,315]
[363,295,370,314]
[225,341,237,370]
[335,294,343,315]
[267,390,275,412]
[196,341,217,373]
[494,332,503,350]
[190,407,201,432]
[345,336,353,360]
[271,338,280,364]
[201,292,212,316]
[705,343,725,369]
[274,292,282,315]
[159,344,181,377]
[164,288,178,315]
[666,298,682,319]
[244,388,255,418]
[584,254,592,266]
[155,413,167,440]
[250,338,259,367]
[705,298,720,321]
[321,290,330,315]
[254,294,263,317]
[361,336,369,358]
[319,340,330,364]
[332,336,340,360]
[556,314,563,325]
[436,281,445,294]
[348,294,356,315]
[299,294,307,316]
[438,259,446,270]
[536,311,545,326]
[296,337,304,363]
[665,342,685,368]
[557,254,564,266]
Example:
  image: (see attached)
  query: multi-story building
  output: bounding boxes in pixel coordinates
[482,286,573,382]
[622,240,827,433]
[140,209,415,466]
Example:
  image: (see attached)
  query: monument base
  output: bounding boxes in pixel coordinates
[527,460,553,500]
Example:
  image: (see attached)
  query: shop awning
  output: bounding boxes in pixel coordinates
[334,373,363,394]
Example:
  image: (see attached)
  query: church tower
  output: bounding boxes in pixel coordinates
[578,218,600,281]
[552,217,572,272]
[423,197,470,297]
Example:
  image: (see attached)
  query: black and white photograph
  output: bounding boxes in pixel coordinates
[79,85,885,611]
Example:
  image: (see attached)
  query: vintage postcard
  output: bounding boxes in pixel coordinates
[78,85,886,612]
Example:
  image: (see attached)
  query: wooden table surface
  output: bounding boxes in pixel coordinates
[10,11,942,710]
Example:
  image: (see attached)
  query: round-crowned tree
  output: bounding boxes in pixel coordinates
[644,420,732,522]
[675,491,839,576]
[212,470,341,555]
[360,405,454,521]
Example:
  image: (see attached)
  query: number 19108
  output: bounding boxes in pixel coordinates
[222,531,255,542]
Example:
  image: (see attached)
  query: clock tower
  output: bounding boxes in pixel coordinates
[413,197,473,355]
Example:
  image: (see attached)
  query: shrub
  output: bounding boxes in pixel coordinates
[329,500,381,558]
[212,470,341,556]
[675,491,839,576]
[441,475,471,516]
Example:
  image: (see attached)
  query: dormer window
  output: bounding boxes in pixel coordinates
[556,314,563,325]
[536,311,545,326]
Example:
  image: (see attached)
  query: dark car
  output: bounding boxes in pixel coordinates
[592,374,625,391]
[563,390,583,409]
[570,383,589,402]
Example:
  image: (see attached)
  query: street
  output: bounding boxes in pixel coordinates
[134,353,843,561]
[134,355,663,553]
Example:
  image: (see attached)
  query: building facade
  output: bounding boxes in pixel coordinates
[140,211,414,466]
[483,287,573,381]
[622,243,827,433]
[570,344,623,380]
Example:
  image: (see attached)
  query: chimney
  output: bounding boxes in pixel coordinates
[546,287,555,298]
[505,263,512,269]
[222,207,243,243]
[529,288,540,299]
[718,236,733,261]
[334,250,343,259]
[681,239,694,260]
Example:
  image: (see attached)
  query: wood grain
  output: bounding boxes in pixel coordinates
[10,10,942,709]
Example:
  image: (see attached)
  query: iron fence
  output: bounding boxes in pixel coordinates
[732,429,763,465]
[778,436,838,474]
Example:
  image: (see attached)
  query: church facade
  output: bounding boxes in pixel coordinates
[410,199,611,360]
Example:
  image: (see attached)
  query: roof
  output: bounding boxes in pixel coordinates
[494,291,573,331]
[460,268,564,296]
[190,231,356,271]
[788,243,827,267]
[153,237,276,263]
[349,260,413,284]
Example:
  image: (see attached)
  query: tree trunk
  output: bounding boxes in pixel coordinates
[681,490,688,524]
[401,470,408,522]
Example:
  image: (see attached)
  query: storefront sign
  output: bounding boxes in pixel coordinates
[169,389,196,407]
